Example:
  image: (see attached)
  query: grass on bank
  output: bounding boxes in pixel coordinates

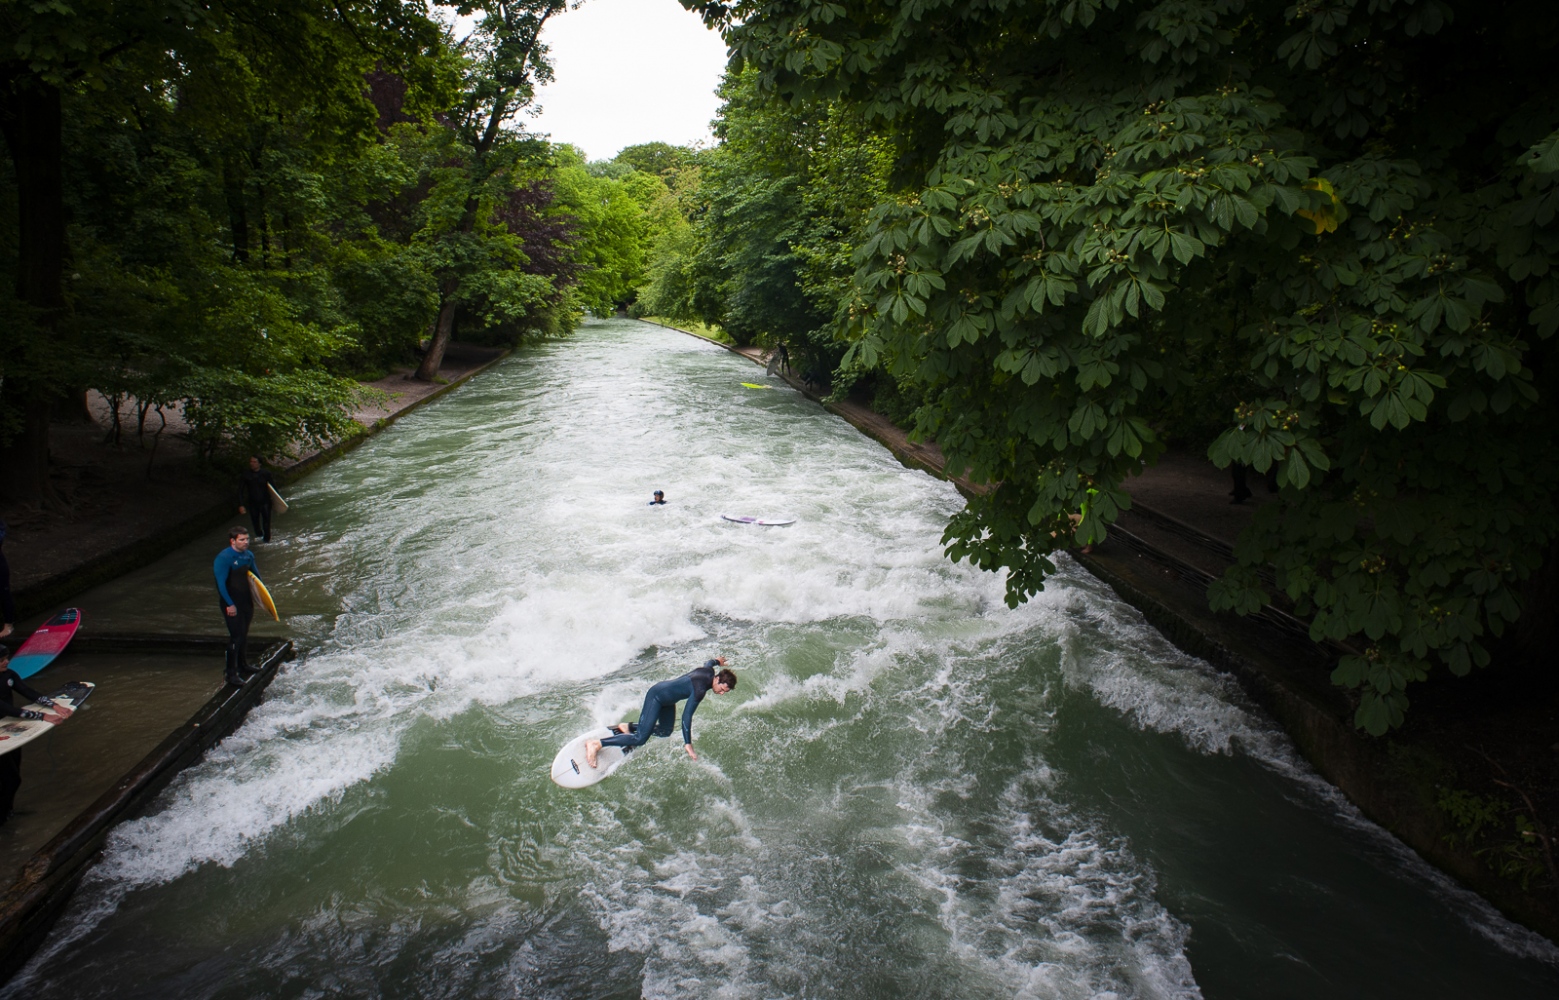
[638,316,734,344]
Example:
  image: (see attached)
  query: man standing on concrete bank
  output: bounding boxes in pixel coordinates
[214,527,262,686]
[238,456,278,543]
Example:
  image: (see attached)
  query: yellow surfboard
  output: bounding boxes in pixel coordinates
[248,571,279,621]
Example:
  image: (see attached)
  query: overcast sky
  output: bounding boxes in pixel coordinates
[530,0,730,161]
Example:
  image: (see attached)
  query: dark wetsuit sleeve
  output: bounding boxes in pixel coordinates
[0,669,40,716]
[682,689,702,745]
[9,674,43,704]
[682,663,718,745]
[214,549,237,606]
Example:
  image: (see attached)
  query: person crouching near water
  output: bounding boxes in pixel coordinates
[0,644,73,824]
[585,657,736,768]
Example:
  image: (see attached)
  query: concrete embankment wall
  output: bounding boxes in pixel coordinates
[0,348,515,985]
[0,639,294,983]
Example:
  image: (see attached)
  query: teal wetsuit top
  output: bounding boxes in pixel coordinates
[213,547,258,606]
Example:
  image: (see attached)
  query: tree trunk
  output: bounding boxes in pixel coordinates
[0,79,66,503]
[415,281,461,381]
[0,396,51,503]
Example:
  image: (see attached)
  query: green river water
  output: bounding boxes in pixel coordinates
[8,318,1558,998]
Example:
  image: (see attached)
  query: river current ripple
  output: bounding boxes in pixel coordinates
[10,319,1559,999]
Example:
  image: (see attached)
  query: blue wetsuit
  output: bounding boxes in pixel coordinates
[213,546,259,682]
[213,547,257,607]
[601,661,719,750]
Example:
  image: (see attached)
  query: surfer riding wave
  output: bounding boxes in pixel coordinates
[586,658,736,767]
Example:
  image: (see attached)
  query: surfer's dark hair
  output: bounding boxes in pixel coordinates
[229,526,250,540]
[716,669,736,689]
[0,645,8,662]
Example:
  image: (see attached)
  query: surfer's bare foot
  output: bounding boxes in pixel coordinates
[0,625,10,638]
[616,723,631,734]
[585,739,602,768]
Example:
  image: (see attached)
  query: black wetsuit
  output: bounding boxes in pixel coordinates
[239,467,278,541]
[0,667,48,821]
[601,661,719,750]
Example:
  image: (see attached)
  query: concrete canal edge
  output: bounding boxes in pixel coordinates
[11,348,513,621]
[648,317,1559,943]
[0,348,514,984]
[0,639,295,983]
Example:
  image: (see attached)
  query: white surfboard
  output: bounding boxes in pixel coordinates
[551,727,633,788]
[0,682,94,757]
[720,513,796,527]
[267,483,290,514]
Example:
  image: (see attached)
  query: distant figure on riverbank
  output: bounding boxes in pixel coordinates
[766,343,791,377]
[649,490,666,506]
[214,527,262,686]
[238,456,278,542]
[0,644,70,824]
[0,519,13,639]
[585,657,736,768]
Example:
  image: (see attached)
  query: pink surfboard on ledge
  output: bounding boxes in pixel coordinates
[10,608,82,679]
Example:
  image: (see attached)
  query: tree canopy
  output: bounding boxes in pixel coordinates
[0,0,614,492]
[677,0,1559,732]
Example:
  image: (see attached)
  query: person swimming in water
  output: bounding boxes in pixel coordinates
[649,490,666,505]
[585,657,736,767]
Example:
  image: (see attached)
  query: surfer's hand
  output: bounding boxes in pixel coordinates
[225,605,237,617]
[685,744,698,760]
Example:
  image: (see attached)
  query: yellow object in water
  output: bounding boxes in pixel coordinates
[741,382,772,389]
[248,571,279,621]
